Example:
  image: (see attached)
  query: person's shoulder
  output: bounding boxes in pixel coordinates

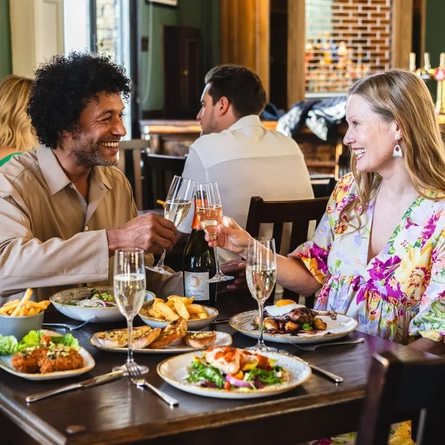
[0,151,39,188]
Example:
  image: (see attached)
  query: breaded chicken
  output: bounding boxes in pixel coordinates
[11,348,41,373]
[38,345,84,373]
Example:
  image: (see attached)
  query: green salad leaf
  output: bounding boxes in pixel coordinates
[0,336,20,355]
[0,330,80,355]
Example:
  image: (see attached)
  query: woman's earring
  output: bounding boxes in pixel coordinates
[393,143,403,158]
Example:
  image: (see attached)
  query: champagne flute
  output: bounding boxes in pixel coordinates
[195,182,234,283]
[113,248,148,374]
[146,175,194,275]
[246,237,277,351]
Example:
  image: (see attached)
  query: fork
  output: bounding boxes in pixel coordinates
[126,361,179,407]
[42,316,96,331]
[286,338,365,352]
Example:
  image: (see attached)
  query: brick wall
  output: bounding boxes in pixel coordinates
[305,0,391,93]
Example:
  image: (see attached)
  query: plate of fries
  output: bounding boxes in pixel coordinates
[138,295,218,330]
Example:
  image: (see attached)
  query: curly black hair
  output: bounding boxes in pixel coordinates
[28,51,132,149]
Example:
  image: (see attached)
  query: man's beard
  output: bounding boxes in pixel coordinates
[71,131,118,168]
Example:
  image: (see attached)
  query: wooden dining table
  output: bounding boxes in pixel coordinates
[0,292,437,445]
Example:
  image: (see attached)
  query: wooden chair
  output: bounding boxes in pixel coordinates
[245,196,329,307]
[117,139,150,210]
[142,153,186,209]
[356,350,445,445]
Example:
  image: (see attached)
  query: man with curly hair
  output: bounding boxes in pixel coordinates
[0,52,178,301]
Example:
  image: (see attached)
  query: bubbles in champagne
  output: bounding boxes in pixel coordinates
[114,273,146,318]
[246,266,277,303]
[164,200,192,227]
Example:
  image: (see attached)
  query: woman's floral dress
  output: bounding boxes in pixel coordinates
[291,173,445,445]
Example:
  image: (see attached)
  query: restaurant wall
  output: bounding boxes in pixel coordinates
[425,0,445,68]
[139,0,220,113]
[0,0,12,80]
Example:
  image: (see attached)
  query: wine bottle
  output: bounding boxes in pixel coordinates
[182,192,217,306]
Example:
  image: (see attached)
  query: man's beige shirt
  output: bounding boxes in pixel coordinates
[0,147,159,301]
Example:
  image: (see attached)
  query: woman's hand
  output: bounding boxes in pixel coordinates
[203,216,252,257]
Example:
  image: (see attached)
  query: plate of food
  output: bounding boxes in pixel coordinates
[229,300,358,344]
[89,319,232,354]
[139,295,218,330]
[0,330,95,381]
[157,346,311,399]
[50,287,155,323]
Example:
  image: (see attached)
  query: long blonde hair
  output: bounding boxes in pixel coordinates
[340,69,445,228]
[0,75,38,151]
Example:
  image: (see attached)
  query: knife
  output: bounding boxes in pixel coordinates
[26,369,125,403]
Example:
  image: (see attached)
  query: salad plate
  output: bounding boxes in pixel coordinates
[0,330,95,381]
[230,310,358,344]
[50,287,155,323]
[157,350,311,399]
[89,331,232,354]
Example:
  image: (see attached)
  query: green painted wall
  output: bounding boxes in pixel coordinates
[0,0,12,80]
[139,0,220,111]
[425,0,445,66]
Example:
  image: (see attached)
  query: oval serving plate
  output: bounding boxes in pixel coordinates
[157,350,311,399]
[89,330,232,354]
[230,310,358,344]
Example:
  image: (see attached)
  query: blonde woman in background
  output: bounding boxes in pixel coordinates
[0,75,38,166]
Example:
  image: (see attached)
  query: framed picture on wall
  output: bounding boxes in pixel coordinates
[146,0,178,6]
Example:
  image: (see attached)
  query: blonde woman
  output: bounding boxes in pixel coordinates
[0,75,38,166]
[208,68,445,443]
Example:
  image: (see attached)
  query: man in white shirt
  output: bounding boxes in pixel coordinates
[179,64,314,273]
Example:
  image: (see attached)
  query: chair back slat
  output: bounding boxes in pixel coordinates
[356,351,445,445]
[142,153,186,209]
[245,196,329,306]
[117,139,150,210]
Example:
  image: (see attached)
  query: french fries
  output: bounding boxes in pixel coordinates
[141,295,209,321]
[0,289,50,317]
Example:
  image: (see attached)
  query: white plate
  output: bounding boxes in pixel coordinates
[230,310,358,344]
[89,331,233,354]
[139,305,218,330]
[0,348,95,381]
[50,287,155,323]
[157,350,311,399]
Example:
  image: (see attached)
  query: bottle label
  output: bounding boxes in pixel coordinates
[184,271,210,301]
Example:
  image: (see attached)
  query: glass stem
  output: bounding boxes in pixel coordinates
[213,246,222,276]
[126,317,134,364]
[156,248,166,269]
[257,300,265,347]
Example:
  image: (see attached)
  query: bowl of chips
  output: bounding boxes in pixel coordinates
[0,289,49,339]
[138,295,218,330]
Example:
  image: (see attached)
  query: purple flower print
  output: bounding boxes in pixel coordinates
[419,213,440,247]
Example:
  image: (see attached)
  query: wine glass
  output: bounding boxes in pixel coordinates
[113,248,148,374]
[246,237,277,351]
[146,175,194,275]
[195,182,234,283]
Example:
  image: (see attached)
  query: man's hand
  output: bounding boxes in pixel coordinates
[106,213,177,253]
[219,260,247,293]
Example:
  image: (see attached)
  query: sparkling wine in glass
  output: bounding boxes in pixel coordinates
[195,182,234,283]
[246,237,277,351]
[113,248,148,374]
[146,175,194,275]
